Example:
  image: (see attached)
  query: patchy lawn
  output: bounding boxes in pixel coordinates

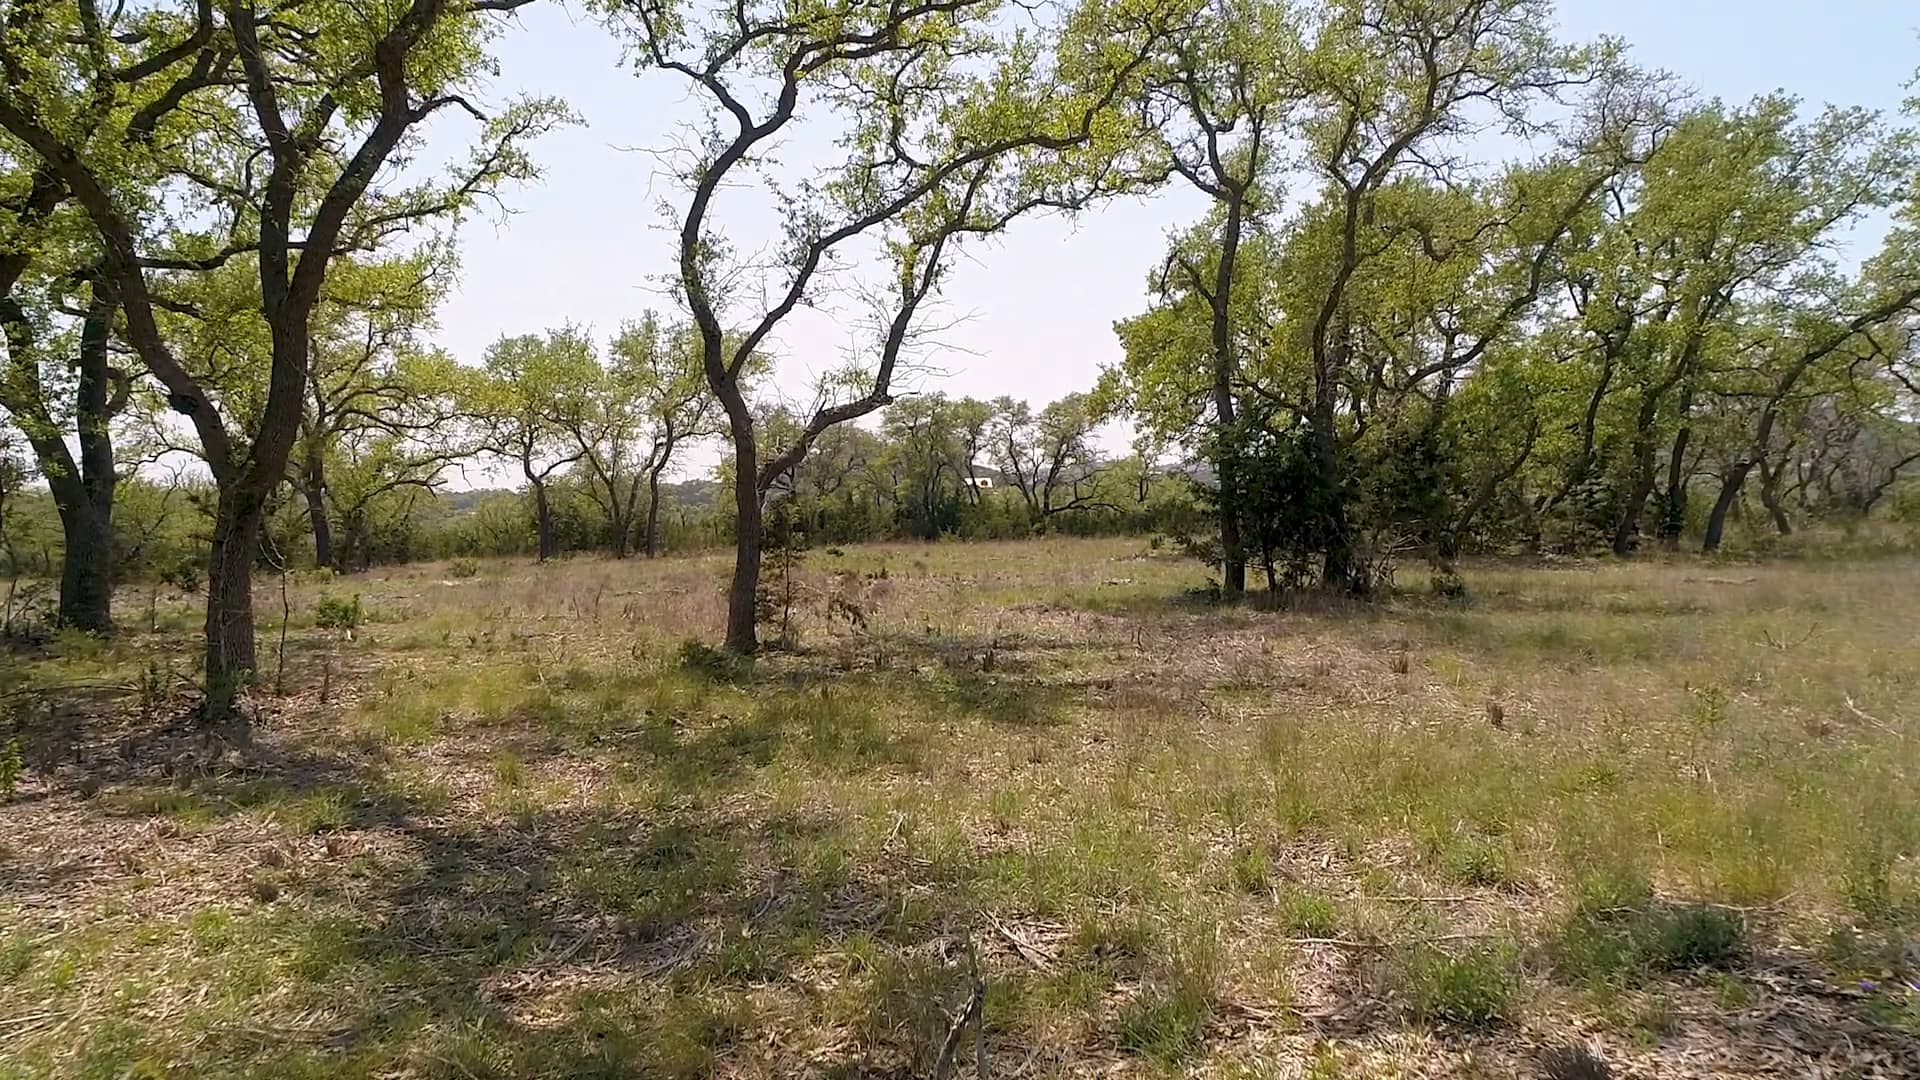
[2,538,1918,1077]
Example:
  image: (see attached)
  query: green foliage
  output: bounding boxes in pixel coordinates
[312,594,363,633]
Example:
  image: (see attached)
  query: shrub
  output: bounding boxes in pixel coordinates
[158,555,202,594]
[313,593,363,633]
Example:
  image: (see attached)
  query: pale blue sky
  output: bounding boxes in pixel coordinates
[433,0,1917,468]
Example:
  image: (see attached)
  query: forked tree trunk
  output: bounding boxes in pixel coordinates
[1757,457,1792,535]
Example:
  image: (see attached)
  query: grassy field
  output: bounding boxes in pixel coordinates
[2,537,1918,1078]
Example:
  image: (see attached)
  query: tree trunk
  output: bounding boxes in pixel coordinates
[1611,467,1654,556]
[531,480,557,561]
[56,500,113,634]
[1701,459,1753,552]
[1658,422,1691,547]
[1210,192,1246,596]
[1316,318,1355,591]
[1611,401,1664,556]
[6,274,122,633]
[645,464,664,558]
[203,490,264,723]
[304,450,333,568]
[611,510,632,559]
[726,431,762,654]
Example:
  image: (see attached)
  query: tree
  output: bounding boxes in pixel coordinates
[0,260,128,631]
[993,393,1112,523]
[567,314,720,559]
[615,0,1172,652]
[1135,0,1303,593]
[1284,0,1598,586]
[0,0,565,719]
[472,327,599,561]
[289,255,465,569]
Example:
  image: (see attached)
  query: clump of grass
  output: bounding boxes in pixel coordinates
[1227,843,1270,894]
[678,640,753,684]
[1420,823,1514,887]
[1641,905,1744,971]
[351,690,444,745]
[1397,941,1521,1028]
[0,931,36,982]
[1070,911,1156,975]
[1552,871,1745,989]
[1277,884,1341,937]
[492,749,526,789]
[1115,928,1218,1063]
[759,688,920,770]
[269,789,351,835]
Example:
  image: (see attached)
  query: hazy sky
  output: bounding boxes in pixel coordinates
[429,0,1917,472]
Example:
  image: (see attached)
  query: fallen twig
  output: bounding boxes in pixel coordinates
[1844,695,1901,736]
[984,910,1055,972]
[1288,931,1495,950]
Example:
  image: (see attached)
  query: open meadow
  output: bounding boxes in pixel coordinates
[2,538,1919,1078]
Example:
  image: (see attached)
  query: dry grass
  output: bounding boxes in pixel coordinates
[2,538,1918,1078]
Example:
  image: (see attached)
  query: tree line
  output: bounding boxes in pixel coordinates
[2,0,1917,726]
